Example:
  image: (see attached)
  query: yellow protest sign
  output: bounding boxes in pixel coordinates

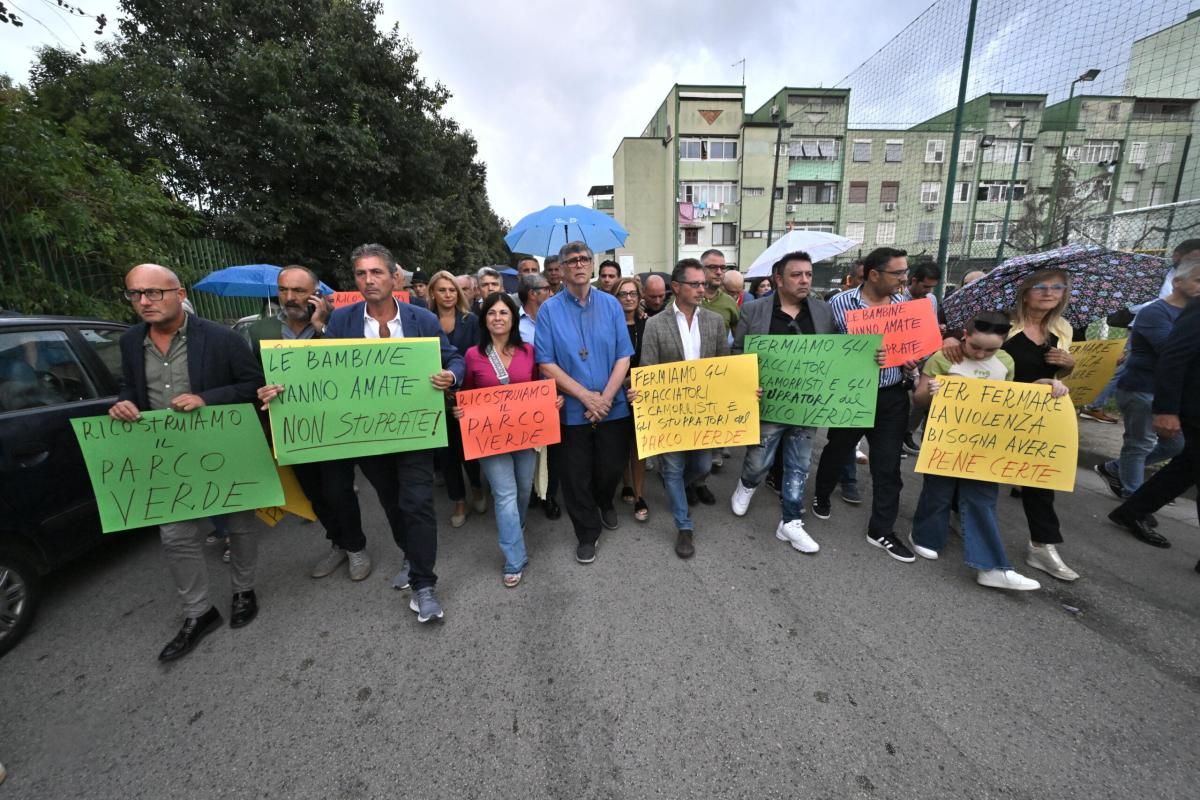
[255,465,317,527]
[915,377,1078,492]
[630,354,760,459]
[1063,338,1126,407]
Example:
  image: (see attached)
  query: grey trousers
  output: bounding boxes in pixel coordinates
[159,511,258,619]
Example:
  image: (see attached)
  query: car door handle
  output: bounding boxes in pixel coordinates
[11,444,50,468]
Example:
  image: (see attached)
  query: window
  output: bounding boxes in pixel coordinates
[792,223,835,233]
[948,221,965,243]
[788,94,845,107]
[848,182,868,204]
[680,181,738,205]
[959,139,976,163]
[679,137,738,160]
[1150,182,1166,206]
[916,222,937,242]
[1119,182,1137,202]
[682,228,699,245]
[789,138,839,161]
[713,223,737,246]
[788,181,838,204]
[953,182,971,203]
[852,139,872,162]
[976,181,1026,202]
[743,187,765,197]
[879,182,900,204]
[773,188,784,200]
[875,221,896,244]
[925,139,945,163]
[920,182,941,204]
[742,229,767,239]
[974,221,1000,242]
[982,139,1032,163]
[1073,139,1120,164]
[884,140,903,162]
[1004,100,1025,110]
[77,327,125,389]
[0,330,97,412]
[844,221,865,241]
[1127,141,1148,165]
[1156,142,1175,165]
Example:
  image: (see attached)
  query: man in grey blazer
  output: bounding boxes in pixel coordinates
[638,259,730,558]
[730,251,836,555]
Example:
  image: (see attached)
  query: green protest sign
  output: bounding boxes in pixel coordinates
[71,404,284,533]
[260,338,447,465]
[745,334,882,427]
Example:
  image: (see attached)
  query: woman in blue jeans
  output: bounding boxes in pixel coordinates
[908,311,1055,592]
[453,293,562,587]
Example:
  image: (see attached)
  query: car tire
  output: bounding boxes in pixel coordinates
[0,548,40,658]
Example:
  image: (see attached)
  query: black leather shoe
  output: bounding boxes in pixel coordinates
[158,607,222,662]
[599,507,619,530]
[692,484,716,506]
[230,590,259,628]
[674,530,695,559]
[1108,509,1171,548]
[685,486,697,505]
[543,497,561,520]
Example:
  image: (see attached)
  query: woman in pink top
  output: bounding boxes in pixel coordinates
[453,293,562,587]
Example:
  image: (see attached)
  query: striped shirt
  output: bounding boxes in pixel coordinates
[827,286,907,388]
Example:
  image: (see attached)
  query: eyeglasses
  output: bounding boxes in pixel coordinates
[882,269,910,277]
[971,319,1012,335]
[674,280,705,290]
[1031,283,1067,292]
[616,291,640,299]
[531,285,550,292]
[123,288,177,301]
[564,256,592,266]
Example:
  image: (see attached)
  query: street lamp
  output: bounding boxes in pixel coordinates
[1044,68,1101,246]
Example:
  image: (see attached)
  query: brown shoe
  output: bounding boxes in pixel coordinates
[674,530,695,559]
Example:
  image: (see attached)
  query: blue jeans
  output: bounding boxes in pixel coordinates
[912,474,1010,571]
[659,449,713,531]
[479,449,536,574]
[1105,389,1186,495]
[1085,367,1121,410]
[740,423,815,523]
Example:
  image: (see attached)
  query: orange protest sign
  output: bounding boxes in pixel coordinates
[456,379,561,460]
[329,290,410,308]
[844,297,942,367]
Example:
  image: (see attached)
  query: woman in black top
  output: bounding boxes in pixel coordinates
[614,277,650,521]
[1002,268,1078,581]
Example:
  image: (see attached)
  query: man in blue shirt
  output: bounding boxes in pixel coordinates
[535,241,634,563]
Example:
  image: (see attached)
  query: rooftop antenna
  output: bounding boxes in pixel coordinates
[732,58,745,86]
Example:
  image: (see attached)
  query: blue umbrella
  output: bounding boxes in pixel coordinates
[193,264,334,297]
[504,204,628,256]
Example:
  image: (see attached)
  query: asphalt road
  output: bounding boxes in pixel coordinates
[2,429,1197,800]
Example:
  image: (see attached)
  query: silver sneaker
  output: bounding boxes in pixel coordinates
[391,560,411,590]
[408,586,444,623]
[347,549,372,581]
[311,546,347,578]
[1025,543,1079,581]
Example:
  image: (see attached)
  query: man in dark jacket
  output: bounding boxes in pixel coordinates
[110,263,265,662]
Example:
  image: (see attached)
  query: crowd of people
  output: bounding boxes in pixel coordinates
[111,238,1200,662]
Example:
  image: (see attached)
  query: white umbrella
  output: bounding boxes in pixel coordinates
[744,231,861,278]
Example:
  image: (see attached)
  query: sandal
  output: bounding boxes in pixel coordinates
[634,498,649,522]
[620,486,635,504]
[502,571,523,588]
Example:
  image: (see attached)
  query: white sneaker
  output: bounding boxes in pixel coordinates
[976,569,1041,591]
[776,519,819,554]
[311,546,347,578]
[347,549,372,581]
[1025,543,1079,581]
[731,480,757,516]
[909,532,939,560]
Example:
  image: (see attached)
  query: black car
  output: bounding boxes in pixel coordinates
[0,312,132,656]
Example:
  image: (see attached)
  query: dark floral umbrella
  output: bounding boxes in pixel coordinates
[942,244,1171,331]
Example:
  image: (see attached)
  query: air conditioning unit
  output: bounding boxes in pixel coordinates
[924,203,937,212]
[882,202,896,212]
[786,204,797,213]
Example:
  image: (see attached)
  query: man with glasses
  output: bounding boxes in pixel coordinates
[812,247,922,563]
[518,272,562,520]
[535,241,634,564]
[699,249,739,335]
[110,264,265,661]
[641,274,669,317]
[730,252,840,554]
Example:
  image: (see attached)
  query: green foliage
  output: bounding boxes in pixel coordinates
[0,82,198,319]
[29,0,510,287]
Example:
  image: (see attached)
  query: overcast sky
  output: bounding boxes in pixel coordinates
[3,0,1183,223]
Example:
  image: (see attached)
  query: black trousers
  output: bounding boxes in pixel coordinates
[1120,421,1200,519]
[322,450,439,589]
[814,384,908,537]
[290,460,345,543]
[556,416,631,544]
[1019,486,1062,544]
[439,405,481,502]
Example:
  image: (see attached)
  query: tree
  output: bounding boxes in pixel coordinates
[29,0,509,284]
[1004,161,1110,254]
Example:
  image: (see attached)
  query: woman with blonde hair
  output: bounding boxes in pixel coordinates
[427,270,484,527]
[612,276,650,522]
[1002,268,1079,581]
